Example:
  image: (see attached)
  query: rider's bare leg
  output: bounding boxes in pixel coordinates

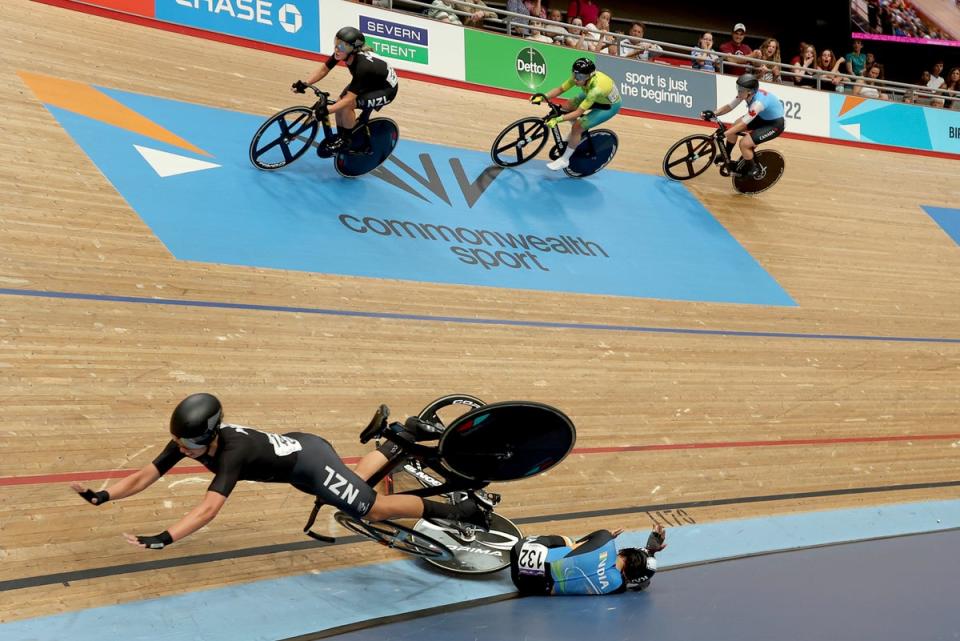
[565,120,584,151]
[335,97,358,138]
[739,135,757,161]
[365,493,424,521]
[353,450,389,481]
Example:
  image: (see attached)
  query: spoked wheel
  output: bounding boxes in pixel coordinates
[491,117,549,167]
[249,106,319,170]
[414,512,522,574]
[733,149,785,195]
[564,129,618,178]
[334,118,399,178]
[662,134,717,180]
[334,512,453,560]
[417,394,485,428]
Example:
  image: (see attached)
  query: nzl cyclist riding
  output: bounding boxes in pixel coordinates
[70,393,489,549]
[532,57,622,171]
[293,26,399,154]
[702,73,784,179]
[511,524,667,595]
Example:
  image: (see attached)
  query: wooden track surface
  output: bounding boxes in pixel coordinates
[1,0,959,622]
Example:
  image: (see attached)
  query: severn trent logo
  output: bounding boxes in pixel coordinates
[516,47,547,89]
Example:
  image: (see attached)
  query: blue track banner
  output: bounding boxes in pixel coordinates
[156,0,320,51]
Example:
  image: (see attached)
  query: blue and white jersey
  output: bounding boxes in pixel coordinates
[547,535,625,595]
[730,88,785,124]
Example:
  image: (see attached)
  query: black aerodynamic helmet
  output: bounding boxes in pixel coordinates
[336,26,365,50]
[170,393,223,448]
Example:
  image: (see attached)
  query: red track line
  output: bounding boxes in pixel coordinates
[32,0,960,161]
[5,434,960,487]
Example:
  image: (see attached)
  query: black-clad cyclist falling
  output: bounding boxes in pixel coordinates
[70,393,488,549]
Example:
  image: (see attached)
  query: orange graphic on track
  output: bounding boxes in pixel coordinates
[18,71,209,156]
[838,96,868,117]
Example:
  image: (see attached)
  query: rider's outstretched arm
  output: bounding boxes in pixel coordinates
[124,490,227,549]
[302,64,331,87]
[70,463,162,505]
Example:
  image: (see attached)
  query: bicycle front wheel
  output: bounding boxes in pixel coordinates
[662,134,716,180]
[490,117,549,167]
[249,106,319,170]
[334,512,453,560]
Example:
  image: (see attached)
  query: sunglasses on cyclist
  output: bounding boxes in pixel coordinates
[335,41,353,53]
[573,72,591,82]
[177,434,215,449]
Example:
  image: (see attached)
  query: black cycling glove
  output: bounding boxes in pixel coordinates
[292,80,308,93]
[136,531,174,550]
[79,489,110,505]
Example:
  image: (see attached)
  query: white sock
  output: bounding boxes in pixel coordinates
[561,146,575,161]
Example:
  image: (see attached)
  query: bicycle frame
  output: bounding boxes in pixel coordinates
[533,93,599,157]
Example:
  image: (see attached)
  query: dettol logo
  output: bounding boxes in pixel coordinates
[516,47,547,89]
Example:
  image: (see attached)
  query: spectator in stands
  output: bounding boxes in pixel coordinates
[791,43,818,88]
[719,23,752,76]
[566,0,599,28]
[619,22,662,61]
[453,0,497,29]
[943,67,960,109]
[543,8,569,42]
[527,20,555,43]
[844,39,867,76]
[587,9,618,54]
[563,16,590,50]
[749,38,781,83]
[691,32,720,72]
[927,62,946,107]
[426,0,460,24]
[816,49,845,91]
[525,0,547,19]
[853,63,888,100]
[505,0,541,35]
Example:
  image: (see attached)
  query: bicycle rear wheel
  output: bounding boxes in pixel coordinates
[491,117,549,167]
[334,118,399,178]
[249,107,318,170]
[334,512,453,560]
[439,401,576,482]
[733,149,785,195]
[662,134,717,180]
[564,129,618,178]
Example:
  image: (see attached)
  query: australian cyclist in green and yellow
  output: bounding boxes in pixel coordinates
[531,57,622,171]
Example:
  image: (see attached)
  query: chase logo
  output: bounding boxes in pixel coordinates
[158,0,318,51]
[361,15,429,65]
[277,3,301,34]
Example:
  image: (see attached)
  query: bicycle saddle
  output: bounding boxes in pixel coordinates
[359,404,390,444]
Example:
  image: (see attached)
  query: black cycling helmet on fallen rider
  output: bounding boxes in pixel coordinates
[572,57,596,76]
[170,392,223,448]
[619,547,657,590]
[736,73,760,92]
[336,26,365,51]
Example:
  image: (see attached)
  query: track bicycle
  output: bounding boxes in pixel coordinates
[662,112,785,195]
[490,93,618,178]
[248,84,398,178]
[303,394,577,574]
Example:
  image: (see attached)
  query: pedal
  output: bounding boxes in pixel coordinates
[473,489,500,509]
